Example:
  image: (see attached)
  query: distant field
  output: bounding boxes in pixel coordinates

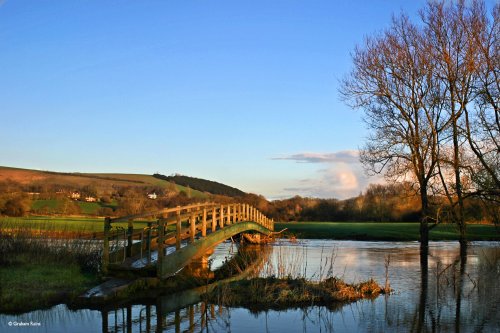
[0,216,153,233]
[30,199,117,215]
[275,222,500,241]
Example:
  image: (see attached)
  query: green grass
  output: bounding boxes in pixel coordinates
[0,216,152,233]
[275,222,500,241]
[0,231,101,313]
[32,199,118,215]
[76,201,102,214]
[0,261,98,313]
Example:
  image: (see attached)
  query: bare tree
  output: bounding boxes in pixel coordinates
[340,15,444,249]
[422,0,499,243]
[466,2,500,196]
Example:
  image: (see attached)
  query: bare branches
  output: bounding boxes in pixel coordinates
[341,0,499,238]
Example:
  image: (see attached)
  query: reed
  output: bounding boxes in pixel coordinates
[204,242,390,310]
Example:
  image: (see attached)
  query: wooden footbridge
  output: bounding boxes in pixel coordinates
[102,203,274,279]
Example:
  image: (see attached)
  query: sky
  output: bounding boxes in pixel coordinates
[0,0,433,199]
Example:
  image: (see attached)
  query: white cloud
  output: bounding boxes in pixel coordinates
[275,150,384,199]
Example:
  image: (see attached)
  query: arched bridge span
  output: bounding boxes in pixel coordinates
[102,203,273,279]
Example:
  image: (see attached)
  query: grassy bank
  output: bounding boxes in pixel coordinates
[0,260,98,313]
[0,231,101,313]
[275,222,500,241]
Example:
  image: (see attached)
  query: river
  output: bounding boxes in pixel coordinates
[1,240,499,332]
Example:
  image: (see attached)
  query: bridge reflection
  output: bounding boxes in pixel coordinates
[101,302,225,333]
[100,244,271,332]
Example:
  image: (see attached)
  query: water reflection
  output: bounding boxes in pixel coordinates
[1,241,500,332]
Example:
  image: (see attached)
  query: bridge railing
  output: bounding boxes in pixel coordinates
[102,203,273,274]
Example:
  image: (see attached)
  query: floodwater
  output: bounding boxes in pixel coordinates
[1,240,499,332]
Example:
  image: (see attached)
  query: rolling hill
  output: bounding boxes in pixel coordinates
[0,166,207,198]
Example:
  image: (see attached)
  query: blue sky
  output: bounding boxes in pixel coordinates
[0,0,431,199]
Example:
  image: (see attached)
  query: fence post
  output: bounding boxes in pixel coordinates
[126,220,133,258]
[147,221,153,261]
[157,219,165,278]
[212,207,217,232]
[220,205,224,228]
[189,214,196,243]
[103,217,111,275]
[176,207,181,250]
[202,208,207,237]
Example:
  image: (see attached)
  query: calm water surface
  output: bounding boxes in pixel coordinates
[1,240,499,332]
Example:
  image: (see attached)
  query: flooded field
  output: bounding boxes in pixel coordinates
[1,240,499,332]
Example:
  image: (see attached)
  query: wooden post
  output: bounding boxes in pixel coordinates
[157,219,165,278]
[103,217,111,275]
[202,208,207,237]
[146,222,153,261]
[233,204,237,222]
[220,205,224,228]
[227,205,231,225]
[189,305,194,332]
[174,309,180,333]
[189,214,196,243]
[126,220,133,258]
[176,207,181,250]
[102,310,108,333]
[212,207,217,232]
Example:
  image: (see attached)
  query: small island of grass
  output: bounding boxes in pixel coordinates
[204,276,388,310]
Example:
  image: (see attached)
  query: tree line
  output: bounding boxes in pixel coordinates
[153,173,246,197]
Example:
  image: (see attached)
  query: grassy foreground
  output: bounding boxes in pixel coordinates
[0,260,98,313]
[0,232,101,313]
[275,222,500,241]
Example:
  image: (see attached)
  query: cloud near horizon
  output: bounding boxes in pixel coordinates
[272,150,359,164]
[274,150,383,199]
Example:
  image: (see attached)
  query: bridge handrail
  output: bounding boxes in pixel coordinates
[109,202,219,223]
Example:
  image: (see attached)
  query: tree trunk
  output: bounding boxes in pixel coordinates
[420,183,430,250]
